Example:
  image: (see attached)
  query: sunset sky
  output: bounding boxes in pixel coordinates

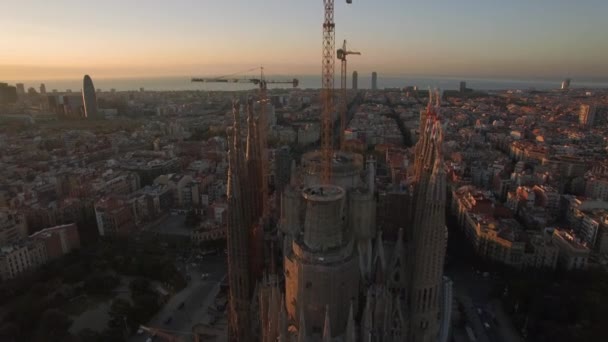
[2,0,607,80]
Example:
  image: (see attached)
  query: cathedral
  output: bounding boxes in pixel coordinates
[225,92,450,342]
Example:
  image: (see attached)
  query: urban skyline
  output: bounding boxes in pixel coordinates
[2,1,608,342]
[3,0,608,80]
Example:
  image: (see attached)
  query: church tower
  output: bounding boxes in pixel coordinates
[409,91,448,342]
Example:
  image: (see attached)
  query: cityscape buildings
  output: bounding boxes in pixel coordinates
[2,2,608,342]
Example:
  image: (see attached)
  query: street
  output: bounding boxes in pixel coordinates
[129,253,227,342]
[446,216,523,342]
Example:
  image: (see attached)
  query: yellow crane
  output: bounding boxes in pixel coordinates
[337,39,360,150]
[320,0,354,183]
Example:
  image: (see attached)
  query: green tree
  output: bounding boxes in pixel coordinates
[129,277,151,295]
[34,309,73,342]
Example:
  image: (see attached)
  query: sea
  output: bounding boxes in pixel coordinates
[6,75,608,93]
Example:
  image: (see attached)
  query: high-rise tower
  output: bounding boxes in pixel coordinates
[371,72,378,90]
[352,71,358,90]
[82,75,98,119]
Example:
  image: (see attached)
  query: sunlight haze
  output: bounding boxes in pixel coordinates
[2,0,607,79]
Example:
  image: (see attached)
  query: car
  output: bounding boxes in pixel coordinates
[483,322,491,329]
[137,327,144,335]
[201,273,210,280]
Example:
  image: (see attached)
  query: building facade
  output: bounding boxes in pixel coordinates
[224,92,451,341]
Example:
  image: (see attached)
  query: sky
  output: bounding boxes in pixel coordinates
[1,0,608,80]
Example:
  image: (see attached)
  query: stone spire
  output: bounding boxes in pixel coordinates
[226,100,252,342]
[298,308,307,342]
[345,301,357,342]
[358,238,373,281]
[387,228,406,290]
[322,305,332,342]
[382,290,394,335]
[361,288,373,341]
[388,296,407,342]
[278,297,288,342]
[246,98,262,219]
[371,231,386,284]
[367,155,376,194]
[289,159,298,187]
[409,115,447,342]
[267,283,280,342]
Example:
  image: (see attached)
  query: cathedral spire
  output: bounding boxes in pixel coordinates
[298,308,307,342]
[246,98,255,161]
[323,305,332,342]
[409,112,447,342]
[345,301,357,342]
[289,159,298,187]
[267,283,280,342]
[372,231,386,284]
[361,288,373,341]
[278,297,288,342]
[226,100,252,342]
[388,228,406,289]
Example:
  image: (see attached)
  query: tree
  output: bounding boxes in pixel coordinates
[129,277,151,296]
[34,309,72,342]
[108,298,133,332]
[0,322,20,342]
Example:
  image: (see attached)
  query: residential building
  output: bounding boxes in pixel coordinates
[0,210,28,246]
[0,239,47,281]
[29,223,80,259]
[95,196,135,236]
[552,229,590,270]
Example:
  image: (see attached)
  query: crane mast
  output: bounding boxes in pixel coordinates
[321,0,353,183]
[321,0,336,184]
[337,39,360,150]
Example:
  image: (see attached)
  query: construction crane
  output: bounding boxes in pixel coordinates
[320,0,353,183]
[337,39,360,150]
[191,67,298,90]
[139,325,200,342]
[193,67,294,219]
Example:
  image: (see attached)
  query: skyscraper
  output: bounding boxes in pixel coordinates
[39,83,46,95]
[371,71,378,90]
[15,83,25,96]
[352,71,358,90]
[82,75,98,119]
[561,78,571,90]
[459,81,466,93]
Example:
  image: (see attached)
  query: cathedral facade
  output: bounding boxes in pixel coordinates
[226,92,450,341]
